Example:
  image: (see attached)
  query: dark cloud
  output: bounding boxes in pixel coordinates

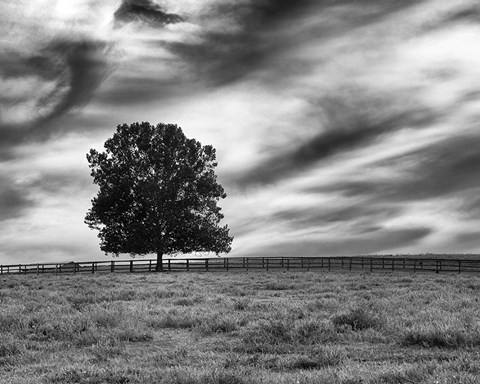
[254,227,432,257]
[272,203,401,235]
[232,95,435,188]
[249,0,315,24]
[324,134,480,202]
[443,5,480,24]
[114,0,184,26]
[0,170,92,223]
[166,30,268,86]
[167,0,420,86]
[0,50,60,81]
[41,40,110,125]
[0,182,34,222]
[0,39,110,158]
[212,0,418,29]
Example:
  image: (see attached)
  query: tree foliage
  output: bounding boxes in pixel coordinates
[85,122,233,263]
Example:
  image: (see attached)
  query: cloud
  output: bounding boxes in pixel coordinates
[39,40,110,125]
[441,4,480,25]
[164,0,314,86]
[114,0,184,26]
[324,134,480,203]
[165,0,421,86]
[0,39,110,158]
[0,166,92,224]
[272,203,402,235]
[0,182,34,222]
[251,227,432,257]
[231,90,436,188]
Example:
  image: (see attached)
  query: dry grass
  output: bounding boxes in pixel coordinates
[1,270,480,383]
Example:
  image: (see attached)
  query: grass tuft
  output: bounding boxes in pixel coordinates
[165,368,252,384]
[284,347,344,370]
[331,306,384,331]
[376,365,430,384]
[401,327,480,349]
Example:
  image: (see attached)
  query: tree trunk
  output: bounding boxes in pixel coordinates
[156,251,163,272]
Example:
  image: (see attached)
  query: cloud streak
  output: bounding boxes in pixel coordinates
[232,93,436,188]
[0,39,110,158]
[0,181,34,222]
[323,134,480,203]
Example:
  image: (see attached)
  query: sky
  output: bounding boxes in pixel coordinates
[1,0,480,264]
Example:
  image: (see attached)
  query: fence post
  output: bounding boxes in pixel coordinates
[92,262,95,274]
[130,260,133,273]
[370,259,373,272]
[328,258,331,271]
[246,258,249,271]
[149,260,152,272]
[205,259,209,272]
[266,258,269,271]
[168,259,171,272]
[458,260,461,274]
[111,261,114,273]
[186,259,189,271]
[226,258,229,271]
[349,258,352,271]
[438,260,442,273]
[74,263,77,273]
[391,259,394,272]
[287,258,290,271]
[413,261,416,273]
[37,264,40,275]
[361,257,364,268]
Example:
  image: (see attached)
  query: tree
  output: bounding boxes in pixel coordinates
[85,122,233,270]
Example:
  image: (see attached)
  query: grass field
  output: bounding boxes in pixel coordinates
[1,271,480,383]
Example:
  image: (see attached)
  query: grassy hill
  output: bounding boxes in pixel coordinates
[1,271,479,383]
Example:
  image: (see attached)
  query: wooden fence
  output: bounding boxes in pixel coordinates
[1,256,480,275]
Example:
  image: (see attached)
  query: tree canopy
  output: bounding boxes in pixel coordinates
[85,122,233,268]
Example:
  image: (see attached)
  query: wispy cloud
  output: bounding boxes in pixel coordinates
[0,178,34,222]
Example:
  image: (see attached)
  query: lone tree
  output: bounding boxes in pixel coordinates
[85,122,233,270]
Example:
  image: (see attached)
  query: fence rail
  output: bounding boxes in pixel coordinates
[1,256,480,275]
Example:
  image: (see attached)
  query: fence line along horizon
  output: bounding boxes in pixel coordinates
[1,255,480,275]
